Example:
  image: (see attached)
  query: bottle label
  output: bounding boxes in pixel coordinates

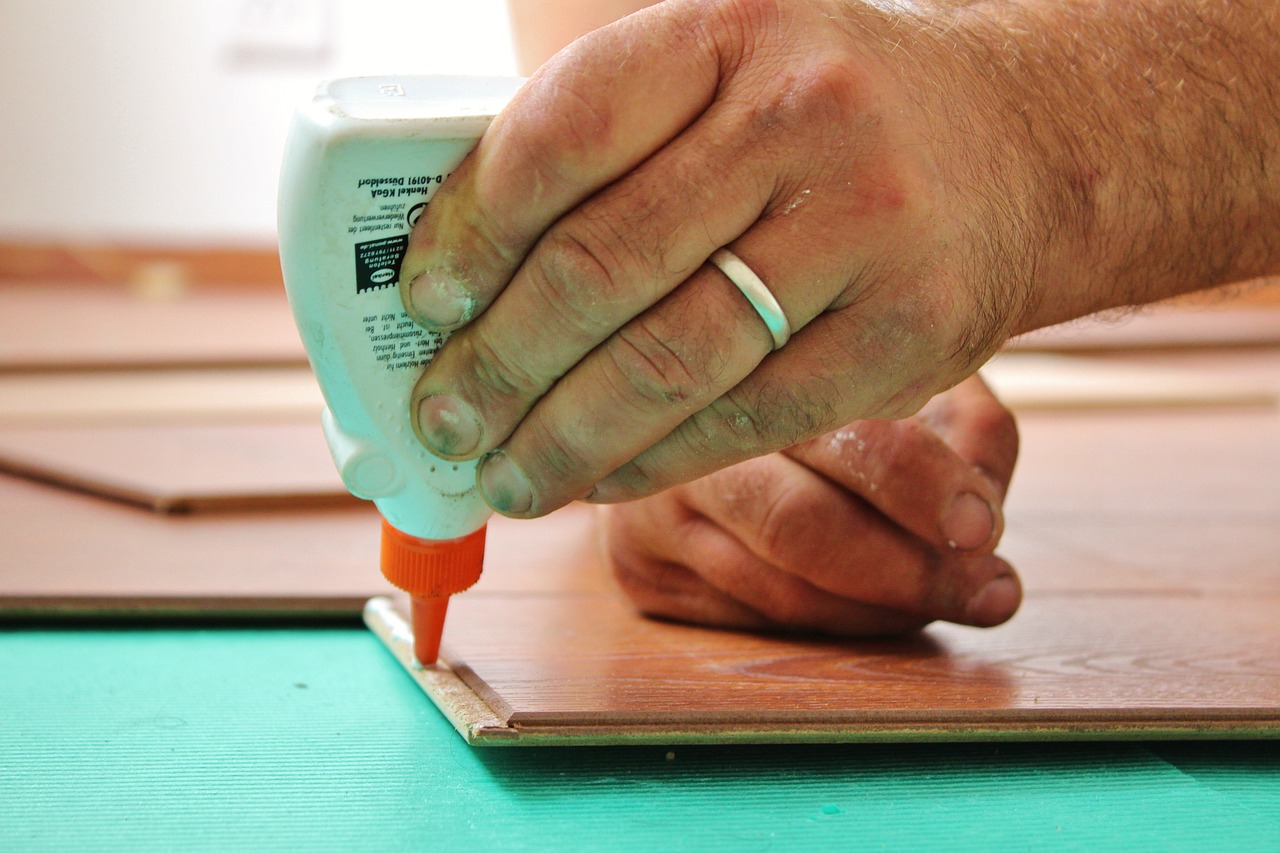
[354,234,409,294]
[346,173,450,373]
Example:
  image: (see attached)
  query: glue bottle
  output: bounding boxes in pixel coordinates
[277,76,523,666]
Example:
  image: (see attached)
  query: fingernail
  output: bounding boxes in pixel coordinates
[478,450,534,515]
[407,267,474,330]
[965,575,1021,627]
[416,395,481,457]
[943,492,996,552]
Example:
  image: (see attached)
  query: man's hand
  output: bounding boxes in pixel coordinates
[600,375,1022,635]
[401,0,1033,517]
[399,0,1279,519]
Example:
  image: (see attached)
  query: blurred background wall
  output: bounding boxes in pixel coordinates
[0,0,518,247]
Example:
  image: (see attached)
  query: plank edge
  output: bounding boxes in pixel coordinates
[363,597,517,743]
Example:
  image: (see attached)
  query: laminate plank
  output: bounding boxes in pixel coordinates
[1006,303,1280,353]
[0,242,284,289]
[365,350,1280,744]
[367,496,1280,744]
[0,473,380,616]
[369,586,1280,744]
[455,592,1279,717]
[996,522,1188,594]
[981,353,1277,411]
[0,473,606,617]
[0,281,304,371]
[0,422,351,512]
[1007,408,1280,520]
[1014,518,1280,593]
[0,368,323,426]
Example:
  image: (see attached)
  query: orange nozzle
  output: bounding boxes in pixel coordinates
[380,519,486,666]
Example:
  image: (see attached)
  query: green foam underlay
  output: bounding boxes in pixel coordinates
[2,629,1277,850]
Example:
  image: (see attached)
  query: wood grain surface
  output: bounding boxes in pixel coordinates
[2,271,1277,743]
[433,592,1278,725]
[0,281,304,371]
[0,473,608,617]
[0,368,322,426]
[0,421,352,512]
[367,351,1280,745]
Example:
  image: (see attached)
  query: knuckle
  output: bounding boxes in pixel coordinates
[604,540,652,597]
[685,398,766,460]
[697,380,840,458]
[753,482,873,591]
[527,230,621,339]
[602,514,703,616]
[582,184,678,277]
[952,376,1021,477]
[521,415,604,491]
[533,229,621,300]
[609,556,675,618]
[598,459,662,502]
[740,49,870,144]
[608,317,706,408]
[530,190,680,322]
[427,170,525,276]
[714,0,784,51]
[515,70,617,181]
[460,328,543,401]
[706,460,778,524]
[752,480,815,568]
[457,198,525,270]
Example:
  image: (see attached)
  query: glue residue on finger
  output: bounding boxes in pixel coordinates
[826,428,866,456]
[781,188,811,216]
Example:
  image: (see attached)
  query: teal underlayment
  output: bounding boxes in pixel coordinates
[3,629,1278,851]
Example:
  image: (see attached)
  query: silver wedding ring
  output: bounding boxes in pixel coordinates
[708,248,791,351]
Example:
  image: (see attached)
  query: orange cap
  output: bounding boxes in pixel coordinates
[380,519,486,666]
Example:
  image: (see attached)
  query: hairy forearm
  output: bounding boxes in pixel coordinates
[955,0,1279,329]
[867,0,1280,333]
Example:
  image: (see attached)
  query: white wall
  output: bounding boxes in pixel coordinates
[0,0,517,246]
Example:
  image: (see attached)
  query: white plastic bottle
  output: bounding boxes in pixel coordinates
[277,76,523,665]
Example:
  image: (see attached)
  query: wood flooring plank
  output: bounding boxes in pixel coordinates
[981,353,1278,411]
[365,351,1280,745]
[0,368,323,427]
[368,498,1280,744]
[0,473,606,617]
[1006,303,1280,353]
[0,421,352,512]
[368,586,1280,744]
[1007,408,1280,521]
[440,593,1280,718]
[1009,518,1280,593]
[0,281,304,371]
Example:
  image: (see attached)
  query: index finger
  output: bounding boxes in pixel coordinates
[397,2,722,330]
[786,375,1018,554]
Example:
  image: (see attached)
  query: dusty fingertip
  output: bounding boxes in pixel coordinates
[404,265,475,330]
[964,574,1021,627]
[477,450,535,516]
[416,394,482,458]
